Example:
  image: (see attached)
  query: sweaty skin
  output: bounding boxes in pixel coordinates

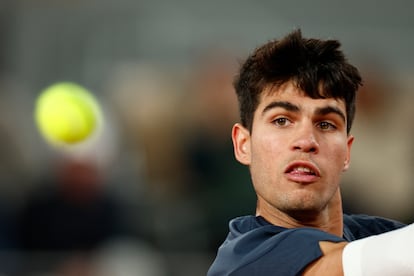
[232,81,353,275]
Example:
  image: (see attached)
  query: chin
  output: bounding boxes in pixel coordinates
[282,199,327,220]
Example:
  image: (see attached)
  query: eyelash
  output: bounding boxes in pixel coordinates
[318,121,337,130]
[273,117,291,126]
[272,117,337,131]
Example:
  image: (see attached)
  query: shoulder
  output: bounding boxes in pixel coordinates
[343,213,406,240]
[208,216,344,276]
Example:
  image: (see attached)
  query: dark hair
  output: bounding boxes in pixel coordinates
[234,29,362,134]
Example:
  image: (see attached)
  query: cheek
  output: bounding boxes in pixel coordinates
[322,137,349,172]
[252,134,283,162]
[250,135,286,179]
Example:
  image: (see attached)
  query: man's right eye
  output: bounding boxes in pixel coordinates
[273,117,289,126]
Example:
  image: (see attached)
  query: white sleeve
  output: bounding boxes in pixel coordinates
[342,223,414,276]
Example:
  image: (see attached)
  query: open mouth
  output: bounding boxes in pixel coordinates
[285,162,320,177]
[288,166,317,175]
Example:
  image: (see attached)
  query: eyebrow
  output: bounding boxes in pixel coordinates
[262,101,346,123]
[262,101,300,115]
[315,106,346,123]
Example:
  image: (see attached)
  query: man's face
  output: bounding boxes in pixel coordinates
[232,81,353,218]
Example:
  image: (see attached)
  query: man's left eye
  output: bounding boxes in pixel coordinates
[318,122,336,130]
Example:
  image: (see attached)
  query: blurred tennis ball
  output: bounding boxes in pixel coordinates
[35,82,102,145]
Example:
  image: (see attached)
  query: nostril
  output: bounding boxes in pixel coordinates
[291,132,319,153]
[293,144,318,153]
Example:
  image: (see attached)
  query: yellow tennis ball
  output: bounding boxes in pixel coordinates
[35,82,102,145]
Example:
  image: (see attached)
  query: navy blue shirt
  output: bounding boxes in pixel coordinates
[207,214,405,276]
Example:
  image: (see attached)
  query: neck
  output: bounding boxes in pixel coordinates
[256,189,344,237]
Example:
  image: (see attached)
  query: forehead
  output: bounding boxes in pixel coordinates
[258,82,346,113]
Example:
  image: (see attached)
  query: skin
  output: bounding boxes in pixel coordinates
[232,81,354,275]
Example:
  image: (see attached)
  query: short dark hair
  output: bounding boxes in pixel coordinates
[234,29,362,134]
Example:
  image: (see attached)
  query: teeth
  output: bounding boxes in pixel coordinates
[293,166,315,174]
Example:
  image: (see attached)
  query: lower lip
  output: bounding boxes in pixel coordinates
[285,172,319,183]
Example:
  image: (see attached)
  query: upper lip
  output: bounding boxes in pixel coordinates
[284,161,321,177]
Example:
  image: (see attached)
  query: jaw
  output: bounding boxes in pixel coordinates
[256,186,343,229]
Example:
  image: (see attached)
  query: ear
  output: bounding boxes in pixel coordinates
[232,123,251,165]
[343,135,354,172]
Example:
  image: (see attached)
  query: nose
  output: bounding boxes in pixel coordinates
[291,124,319,153]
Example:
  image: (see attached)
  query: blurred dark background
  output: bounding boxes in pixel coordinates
[0,1,414,275]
